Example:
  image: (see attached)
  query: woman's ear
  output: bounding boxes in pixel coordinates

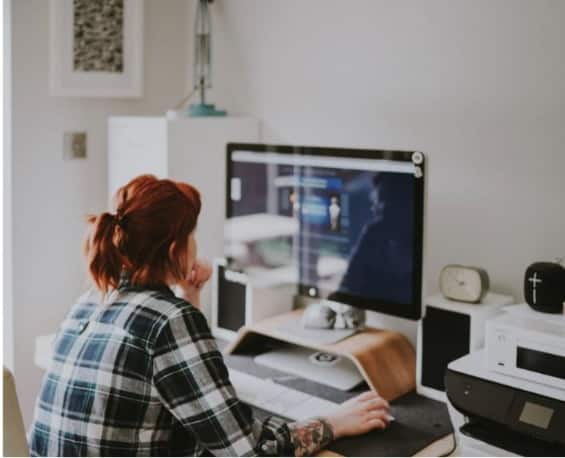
[168,240,177,262]
[168,240,186,282]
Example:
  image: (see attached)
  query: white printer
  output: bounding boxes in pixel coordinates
[446,305,565,456]
[485,304,565,389]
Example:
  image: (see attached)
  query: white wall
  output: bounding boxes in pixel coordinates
[11,0,191,425]
[211,0,565,338]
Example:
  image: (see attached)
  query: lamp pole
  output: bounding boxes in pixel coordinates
[189,0,226,116]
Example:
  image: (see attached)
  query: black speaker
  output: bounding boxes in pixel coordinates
[421,306,470,392]
[524,262,565,314]
[211,258,295,340]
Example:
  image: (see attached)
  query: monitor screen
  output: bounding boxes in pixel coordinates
[225,144,425,320]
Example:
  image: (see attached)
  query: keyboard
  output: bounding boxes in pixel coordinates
[229,368,340,420]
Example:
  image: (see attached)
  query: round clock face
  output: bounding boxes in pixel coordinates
[441,266,482,303]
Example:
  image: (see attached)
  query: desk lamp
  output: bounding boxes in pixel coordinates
[188,0,226,117]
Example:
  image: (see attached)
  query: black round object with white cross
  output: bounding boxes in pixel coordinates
[524,262,565,313]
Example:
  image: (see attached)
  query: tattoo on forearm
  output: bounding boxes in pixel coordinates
[288,417,335,457]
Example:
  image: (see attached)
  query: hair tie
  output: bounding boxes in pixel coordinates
[114,212,126,229]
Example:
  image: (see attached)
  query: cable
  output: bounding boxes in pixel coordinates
[440,432,457,457]
[171,81,203,111]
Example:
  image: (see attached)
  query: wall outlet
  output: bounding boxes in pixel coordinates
[63,132,87,159]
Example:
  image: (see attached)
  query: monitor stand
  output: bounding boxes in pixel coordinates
[273,300,365,345]
[254,345,365,391]
[226,309,416,400]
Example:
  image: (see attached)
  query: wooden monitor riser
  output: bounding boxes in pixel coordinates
[226,310,416,401]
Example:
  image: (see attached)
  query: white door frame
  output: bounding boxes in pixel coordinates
[3,0,14,371]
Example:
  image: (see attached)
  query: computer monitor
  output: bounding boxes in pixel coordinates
[225,143,425,320]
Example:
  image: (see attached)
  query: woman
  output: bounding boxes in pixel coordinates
[28,175,391,456]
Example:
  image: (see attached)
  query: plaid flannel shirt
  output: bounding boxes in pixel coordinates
[28,278,294,456]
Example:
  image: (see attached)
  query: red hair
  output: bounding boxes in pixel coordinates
[84,175,201,293]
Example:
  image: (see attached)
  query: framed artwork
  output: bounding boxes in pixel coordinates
[49,0,143,97]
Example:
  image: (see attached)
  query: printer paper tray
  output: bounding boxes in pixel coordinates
[461,420,565,457]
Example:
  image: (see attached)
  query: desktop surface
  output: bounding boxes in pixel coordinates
[219,339,453,457]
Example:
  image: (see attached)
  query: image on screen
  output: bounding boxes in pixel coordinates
[225,149,418,310]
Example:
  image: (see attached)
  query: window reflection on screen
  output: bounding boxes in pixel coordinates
[225,150,417,308]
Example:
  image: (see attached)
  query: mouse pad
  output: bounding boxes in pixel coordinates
[221,340,453,456]
[252,394,452,457]
[327,391,453,457]
[251,393,452,457]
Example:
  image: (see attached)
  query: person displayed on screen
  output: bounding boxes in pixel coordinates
[289,189,301,218]
[28,174,391,457]
[339,173,414,304]
[328,195,341,231]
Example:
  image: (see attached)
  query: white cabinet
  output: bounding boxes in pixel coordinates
[108,116,260,316]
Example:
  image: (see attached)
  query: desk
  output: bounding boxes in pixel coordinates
[223,344,454,457]
[35,334,456,456]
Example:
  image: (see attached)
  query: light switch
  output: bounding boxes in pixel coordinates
[64,132,87,159]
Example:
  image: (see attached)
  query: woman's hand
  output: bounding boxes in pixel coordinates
[190,259,213,289]
[176,259,213,308]
[325,391,391,439]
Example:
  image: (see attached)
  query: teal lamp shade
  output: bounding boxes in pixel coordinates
[189,0,226,117]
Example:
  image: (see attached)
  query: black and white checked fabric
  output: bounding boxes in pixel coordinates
[28,278,293,456]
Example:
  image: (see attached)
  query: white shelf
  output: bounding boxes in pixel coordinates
[108,116,261,318]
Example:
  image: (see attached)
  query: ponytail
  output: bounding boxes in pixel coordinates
[84,212,125,293]
[83,175,201,294]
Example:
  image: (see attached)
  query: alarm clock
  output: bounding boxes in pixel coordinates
[524,262,565,313]
[439,265,490,304]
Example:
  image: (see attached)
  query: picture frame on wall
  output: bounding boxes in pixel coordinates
[49,0,144,97]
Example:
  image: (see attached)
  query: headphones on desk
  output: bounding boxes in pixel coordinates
[301,302,366,330]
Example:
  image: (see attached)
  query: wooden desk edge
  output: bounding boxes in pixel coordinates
[317,433,455,457]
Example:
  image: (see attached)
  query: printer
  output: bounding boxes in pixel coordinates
[445,305,565,456]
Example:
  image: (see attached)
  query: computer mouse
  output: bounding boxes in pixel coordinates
[301,303,336,329]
